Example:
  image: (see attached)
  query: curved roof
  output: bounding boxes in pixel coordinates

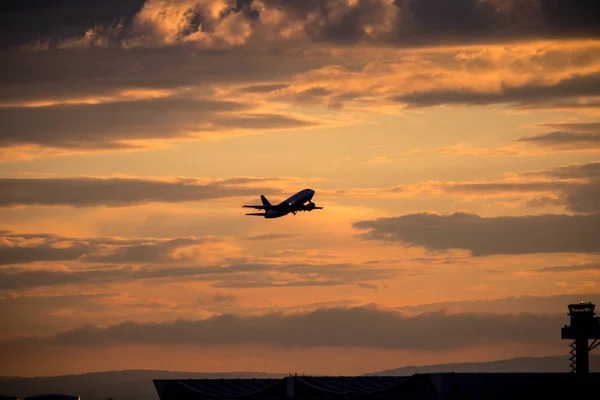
[24,396,79,400]
[153,375,431,399]
[293,376,408,395]
[175,378,281,398]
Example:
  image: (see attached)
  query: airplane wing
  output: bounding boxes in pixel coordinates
[242,205,276,210]
[245,212,266,216]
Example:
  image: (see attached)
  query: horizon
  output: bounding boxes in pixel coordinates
[1,0,600,378]
[6,353,600,379]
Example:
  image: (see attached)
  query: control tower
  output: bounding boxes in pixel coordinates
[561,302,600,374]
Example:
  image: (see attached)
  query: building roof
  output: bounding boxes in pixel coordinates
[154,373,600,400]
[153,375,436,399]
[23,396,80,400]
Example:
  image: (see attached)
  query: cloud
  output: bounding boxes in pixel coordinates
[0,0,146,50]
[517,132,600,150]
[510,162,600,214]
[519,161,600,213]
[526,161,600,179]
[562,181,600,214]
[0,176,283,207]
[237,84,290,93]
[0,231,402,288]
[243,233,300,241]
[397,293,600,314]
[0,44,335,105]
[2,32,600,160]
[538,122,600,133]
[327,161,600,213]
[0,232,213,265]
[533,263,600,273]
[0,96,320,151]
[0,261,401,291]
[8,306,566,351]
[6,0,600,51]
[353,212,600,256]
[393,72,600,108]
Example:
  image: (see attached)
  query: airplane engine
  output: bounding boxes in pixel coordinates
[305,202,316,211]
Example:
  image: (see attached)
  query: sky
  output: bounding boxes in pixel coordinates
[1,0,600,377]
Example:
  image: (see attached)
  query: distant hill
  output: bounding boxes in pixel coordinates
[1,355,598,400]
[0,370,284,400]
[367,354,600,375]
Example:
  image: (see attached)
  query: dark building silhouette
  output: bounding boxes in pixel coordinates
[153,373,600,399]
[561,302,600,374]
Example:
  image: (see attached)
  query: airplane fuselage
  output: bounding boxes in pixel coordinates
[266,188,315,218]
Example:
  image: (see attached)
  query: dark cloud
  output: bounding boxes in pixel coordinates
[0,262,397,291]
[3,0,600,52]
[397,293,600,315]
[524,194,564,208]
[0,232,211,265]
[0,176,282,207]
[1,2,598,155]
[517,131,600,150]
[0,97,244,147]
[0,96,318,150]
[528,161,600,180]
[353,212,600,256]
[0,264,267,291]
[193,262,403,289]
[516,162,600,213]
[0,46,332,105]
[444,181,576,194]
[0,0,146,50]
[0,240,91,265]
[562,180,600,214]
[211,293,237,303]
[211,280,347,288]
[237,84,290,93]
[83,237,208,263]
[211,262,418,289]
[243,233,300,241]
[534,263,600,273]
[357,282,384,289]
[393,73,600,108]
[445,179,600,214]
[0,232,400,289]
[538,123,600,133]
[11,306,565,351]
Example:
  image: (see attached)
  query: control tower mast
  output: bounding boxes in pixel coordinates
[561,302,600,374]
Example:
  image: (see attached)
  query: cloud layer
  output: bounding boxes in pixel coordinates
[0,176,282,207]
[5,0,600,50]
[0,231,403,290]
[0,96,320,150]
[9,306,564,351]
[353,212,600,256]
[1,261,400,291]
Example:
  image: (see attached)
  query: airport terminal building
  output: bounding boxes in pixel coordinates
[153,372,600,400]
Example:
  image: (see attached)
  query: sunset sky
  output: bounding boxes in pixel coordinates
[1,0,600,377]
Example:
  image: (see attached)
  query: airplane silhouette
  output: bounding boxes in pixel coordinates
[243,188,323,218]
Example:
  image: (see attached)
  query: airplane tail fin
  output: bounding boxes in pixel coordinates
[260,195,271,206]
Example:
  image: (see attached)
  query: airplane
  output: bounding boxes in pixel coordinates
[243,188,323,218]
